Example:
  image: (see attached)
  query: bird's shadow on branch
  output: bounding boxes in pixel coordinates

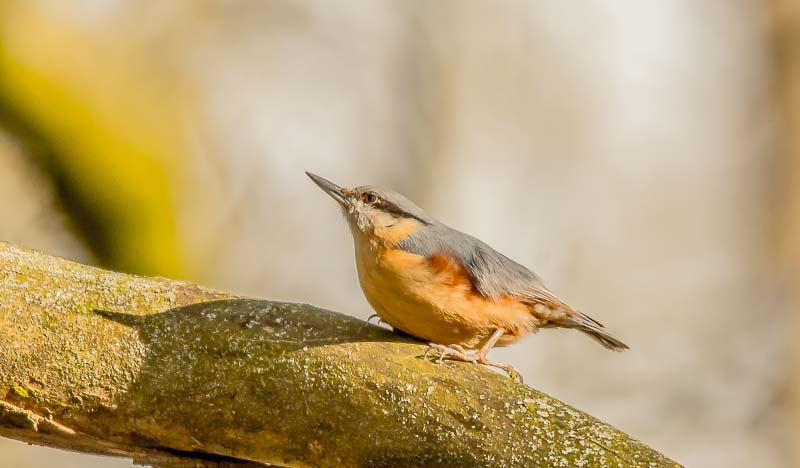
[95,298,417,354]
[90,299,484,467]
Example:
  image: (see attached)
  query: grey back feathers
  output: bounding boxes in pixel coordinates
[395,223,547,300]
[356,185,550,300]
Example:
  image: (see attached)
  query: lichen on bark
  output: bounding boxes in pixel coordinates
[0,241,680,467]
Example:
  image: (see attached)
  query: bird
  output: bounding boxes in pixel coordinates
[306,172,628,380]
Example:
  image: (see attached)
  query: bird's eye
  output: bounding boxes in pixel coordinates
[364,193,378,204]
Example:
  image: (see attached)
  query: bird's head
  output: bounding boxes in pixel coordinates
[306,172,432,247]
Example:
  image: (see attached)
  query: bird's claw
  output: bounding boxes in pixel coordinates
[504,366,524,383]
[422,343,445,362]
[366,314,385,325]
[423,343,475,364]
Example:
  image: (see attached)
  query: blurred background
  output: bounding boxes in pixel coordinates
[0,0,797,466]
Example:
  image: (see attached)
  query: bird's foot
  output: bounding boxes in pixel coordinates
[423,343,475,364]
[477,357,524,383]
[366,314,385,326]
[423,343,523,383]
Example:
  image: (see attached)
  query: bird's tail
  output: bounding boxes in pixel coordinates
[562,311,629,352]
[577,325,629,351]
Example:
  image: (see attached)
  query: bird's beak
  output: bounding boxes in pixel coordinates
[306,172,349,206]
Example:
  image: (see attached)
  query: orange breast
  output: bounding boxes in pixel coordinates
[353,239,537,348]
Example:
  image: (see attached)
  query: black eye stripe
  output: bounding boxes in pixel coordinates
[372,198,431,225]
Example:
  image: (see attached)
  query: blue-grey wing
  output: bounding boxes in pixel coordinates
[396,223,607,330]
[396,224,549,300]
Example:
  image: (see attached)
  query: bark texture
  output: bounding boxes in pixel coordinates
[0,241,679,467]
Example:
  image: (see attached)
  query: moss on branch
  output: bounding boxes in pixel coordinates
[0,241,680,467]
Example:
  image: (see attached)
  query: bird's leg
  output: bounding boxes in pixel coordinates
[424,329,523,382]
[473,329,523,382]
[474,329,505,362]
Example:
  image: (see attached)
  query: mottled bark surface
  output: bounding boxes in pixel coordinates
[0,241,679,467]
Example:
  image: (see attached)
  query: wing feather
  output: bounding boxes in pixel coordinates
[397,224,560,308]
[396,223,628,350]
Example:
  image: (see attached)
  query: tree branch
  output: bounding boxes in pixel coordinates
[0,241,679,467]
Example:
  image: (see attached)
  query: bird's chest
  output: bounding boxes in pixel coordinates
[355,246,442,322]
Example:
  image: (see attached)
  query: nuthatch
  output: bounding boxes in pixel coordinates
[307,172,628,379]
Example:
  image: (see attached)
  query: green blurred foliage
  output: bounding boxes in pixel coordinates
[0,3,191,278]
